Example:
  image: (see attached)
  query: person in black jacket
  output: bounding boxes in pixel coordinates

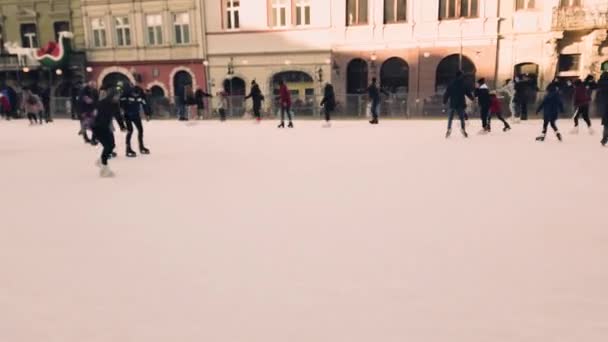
[597,72,608,146]
[535,84,564,142]
[320,83,336,127]
[93,87,126,177]
[367,78,388,125]
[194,87,212,120]
[245,80,264,122]
[443,71,474,138]
[120,84,151,157]
[474,78,491,133]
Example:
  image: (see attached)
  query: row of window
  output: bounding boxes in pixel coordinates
[90,12,191,48]
[17,21,70,48]
[225,0,589,30]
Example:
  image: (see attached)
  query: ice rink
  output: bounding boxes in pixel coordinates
[1,118,608,342]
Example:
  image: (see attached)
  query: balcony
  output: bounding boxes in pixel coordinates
[552,4,608,31]
[0,54,20,71]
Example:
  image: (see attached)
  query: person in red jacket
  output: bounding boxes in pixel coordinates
[488,92,511,132]
[277,79,293,128]
[0,92,9,117]
[571,79,593,134]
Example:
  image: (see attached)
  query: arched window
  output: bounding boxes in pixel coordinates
[347,58,368,94]
[435,54,476,92]
[380,57,409,93]
[102,72,131,90]
[150,85,165,98]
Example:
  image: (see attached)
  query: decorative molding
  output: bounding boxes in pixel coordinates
[97,66,136,86]
[146,80,168,95]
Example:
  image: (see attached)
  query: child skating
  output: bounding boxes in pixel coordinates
[535,84,564,142]
[488,92,511,132]
[571,79,594,135]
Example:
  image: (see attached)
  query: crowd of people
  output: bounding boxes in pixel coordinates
[2,70,608,178]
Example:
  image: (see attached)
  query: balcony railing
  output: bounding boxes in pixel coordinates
[0,54,20,71]
[552,4,608,30]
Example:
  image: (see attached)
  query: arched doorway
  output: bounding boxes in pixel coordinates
[173,70,193,99]
[223,76,246,95]
[514,62,540,107]
[148,85,169,117]
[602,60,608,72]
[380,57,409,94]
[380,57,409,116]
[347,59,368,94]
[271,71,315,115]
[222,77,246,117]
[102,72,131,90]
[435,54,476,92]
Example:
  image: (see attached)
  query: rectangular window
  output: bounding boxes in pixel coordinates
[146,14,163,45]
[271,0,289,27]
[114,16,131,46]
[296,0,311,26]
[558,54,581,72]
[20,23,38,48]
[438,0,478,19]
[384,0,407,23]
[173,12,190,44]
[346,0,368,26]
[559,0,582,8]
[515,0,535,10]
[226,0,240,29]
[91,18,107,47]
[53,21,70,42]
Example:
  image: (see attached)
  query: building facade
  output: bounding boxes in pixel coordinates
[82,0,207,101]
[203,0,608,115]
[0,0,86,94]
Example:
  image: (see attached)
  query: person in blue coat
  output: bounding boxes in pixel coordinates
[535,83,564,142]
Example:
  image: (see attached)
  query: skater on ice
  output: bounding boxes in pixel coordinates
[21,87,43,126]
[443,71,474,138]
[120,84,151,157]
[195,87,213,120]
[367,78,387,125]
[78,81,99,145]
[277,79,293,128]
[320,83,336,127]
[488,91,511,132]
[93,87,126,178]
[535,84,564,142]
[474,78,491,134]
[245,80,264,123]
[570,78,595,135]
[597,72,608,146]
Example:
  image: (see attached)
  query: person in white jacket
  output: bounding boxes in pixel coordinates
[497,79,518,123]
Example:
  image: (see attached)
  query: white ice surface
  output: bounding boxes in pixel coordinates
[1,119,607,342]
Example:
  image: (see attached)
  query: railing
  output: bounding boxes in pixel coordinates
[552,4,608,30]
[0,54,20,71]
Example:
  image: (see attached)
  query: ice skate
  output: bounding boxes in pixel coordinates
[110,152,117,158]
[536,134,546,142]
[602,139,607,147]
[99,165,115,178]
[278,122,285,128]
[503,125,511,132]
[140,147,150,155]
[461,129,468,138]
[445,129,452,138]
[90,140,99,146]
[126,148,137,158]
[369,118,378,125]
[287,122,294,128]
[570,126,579,135]
[556,132,563,142]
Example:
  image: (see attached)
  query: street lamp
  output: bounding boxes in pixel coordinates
[22,67,30,73]
[85,66,93,73]
[416,51,431,116]
[55,69,63,76]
